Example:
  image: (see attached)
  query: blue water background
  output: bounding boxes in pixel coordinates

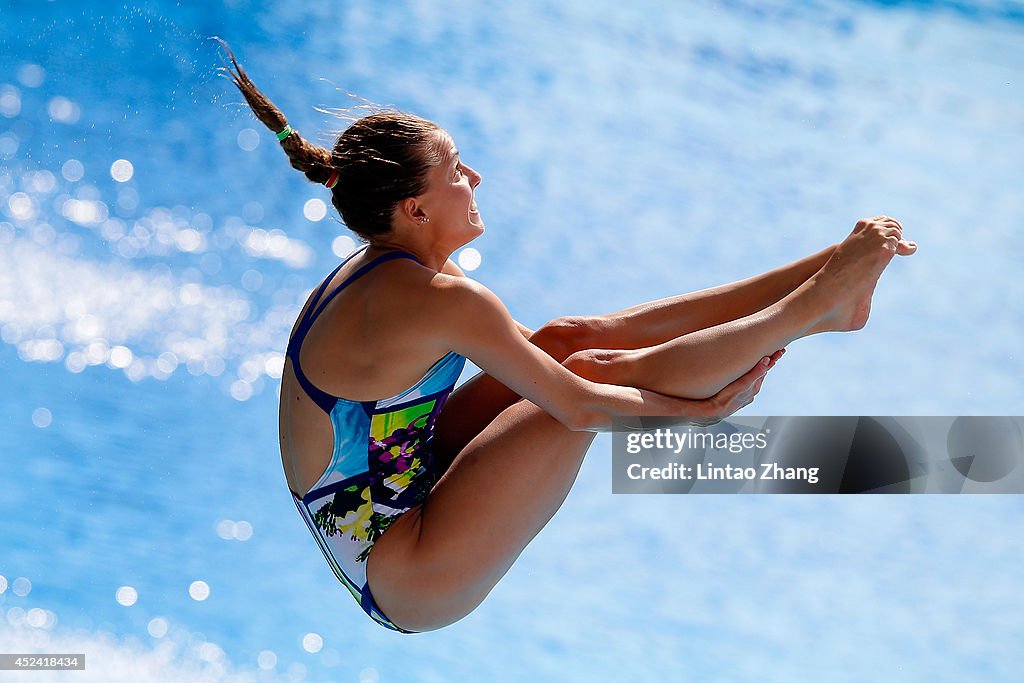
[1,0,1023,680]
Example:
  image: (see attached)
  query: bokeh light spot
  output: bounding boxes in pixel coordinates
[48,96,81,124]
[257,650,277,670]
[265,354,285,379]
[230,380,254,401]
[237,128,260,151]
[301,632,323,653]
[458,247,482,271]
[31,407,52,428]
[241,269,263,292]
[26,608,48,628]
[110,159,134,183]
[0,85,21,118]
[108,345,133,369]
[216,520,235,540]
[148,617,169,638]
[303,198,327,222]
[8,192,35,221]
[115,585,138,607]
[233,521,253,541]
[29,170,56,193]
[61,159,85,182]
[12,577,32,597]
[331,235,356,258]
[17,63,46,88]
[188,580,210,601]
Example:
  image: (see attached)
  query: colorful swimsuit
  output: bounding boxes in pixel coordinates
[287,246,466,633]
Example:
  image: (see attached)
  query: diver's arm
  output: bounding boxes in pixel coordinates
[432,275,774,431]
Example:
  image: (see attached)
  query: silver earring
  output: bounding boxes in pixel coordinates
[419,216,429,224]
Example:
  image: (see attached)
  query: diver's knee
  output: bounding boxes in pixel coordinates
[563,347,632,385]
[532,315,604,361]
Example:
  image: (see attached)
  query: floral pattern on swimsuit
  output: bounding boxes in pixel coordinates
[290,351,466,633]
[312,394,444,561]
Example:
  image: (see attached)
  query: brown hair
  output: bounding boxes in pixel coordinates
[217,40,445,239]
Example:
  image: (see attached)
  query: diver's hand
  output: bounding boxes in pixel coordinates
[685,349,783,427]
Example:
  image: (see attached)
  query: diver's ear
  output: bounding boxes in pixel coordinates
[398,196,427,226]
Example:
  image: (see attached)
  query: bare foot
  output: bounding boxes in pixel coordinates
[807,216,915,334]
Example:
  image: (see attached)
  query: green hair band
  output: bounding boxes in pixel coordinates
[276,125,294,141]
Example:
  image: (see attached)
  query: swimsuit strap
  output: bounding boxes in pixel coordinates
[289,244,368,363]
[305,246,369,320]
[287,248,420,414]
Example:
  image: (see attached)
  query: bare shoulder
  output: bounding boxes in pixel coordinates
[440,257,532,338]
[310,251,514,366]
[440,258,467,278]
[365,255,474,309]
[355,255,501,340]
[424,273,520,354]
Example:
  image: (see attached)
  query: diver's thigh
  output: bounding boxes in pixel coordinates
[366,399,595,631]
[432,370,521,469]
[431,318,599,464]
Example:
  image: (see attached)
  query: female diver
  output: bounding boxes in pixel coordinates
[222,47,915,633]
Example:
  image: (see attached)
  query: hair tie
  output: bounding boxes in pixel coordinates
[324,169,339,189]
[276,124,294,142]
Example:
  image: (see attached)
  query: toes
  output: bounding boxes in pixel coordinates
[896,240,917,255]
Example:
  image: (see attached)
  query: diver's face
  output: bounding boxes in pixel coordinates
[416,132,484,245]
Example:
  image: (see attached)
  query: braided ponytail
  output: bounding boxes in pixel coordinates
[217,39,333,185]
[217,39,447,240]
